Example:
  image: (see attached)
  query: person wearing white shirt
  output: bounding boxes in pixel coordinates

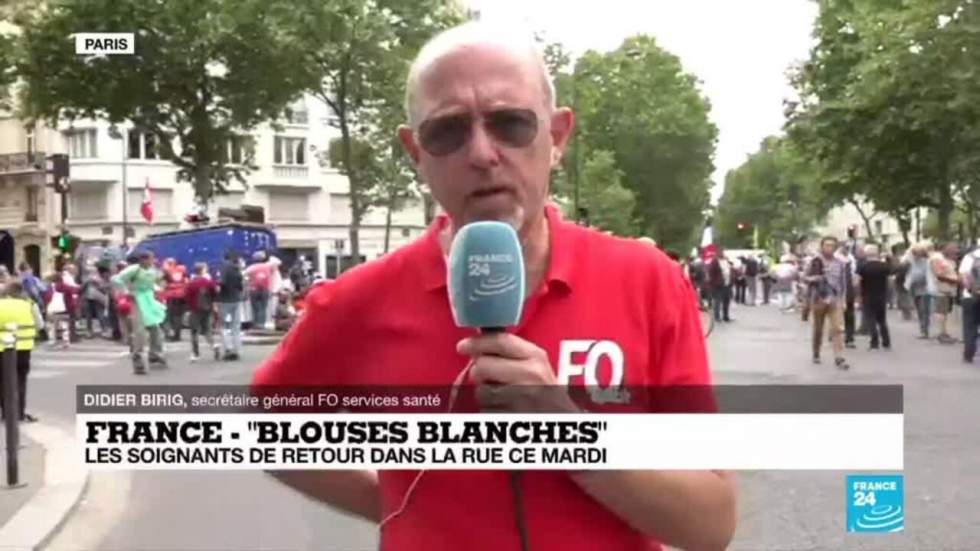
[959,247,980,363]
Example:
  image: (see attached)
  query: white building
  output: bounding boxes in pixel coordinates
[808,200,929,254]
[0,117,64,274]
[43,94,428,276]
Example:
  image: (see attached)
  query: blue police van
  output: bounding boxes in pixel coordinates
[129,223,277,274]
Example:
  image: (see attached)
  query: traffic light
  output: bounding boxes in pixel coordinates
[46,154,70,193]
[737,222,747,231]
[52,231,79,255]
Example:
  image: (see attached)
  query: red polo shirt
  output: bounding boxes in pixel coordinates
[252,205,711,551]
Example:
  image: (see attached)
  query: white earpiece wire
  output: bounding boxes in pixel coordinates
[378,358,476,530]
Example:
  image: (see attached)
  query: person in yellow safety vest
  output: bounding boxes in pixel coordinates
[0,281,43,422]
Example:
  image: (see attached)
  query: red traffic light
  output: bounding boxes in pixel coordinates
[737,223,746,230]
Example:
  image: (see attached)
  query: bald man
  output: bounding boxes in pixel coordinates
[254,21,735,551]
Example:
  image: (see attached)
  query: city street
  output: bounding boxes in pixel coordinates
[17,301,979,551]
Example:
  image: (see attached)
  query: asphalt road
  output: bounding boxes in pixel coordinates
[26,301,979,551]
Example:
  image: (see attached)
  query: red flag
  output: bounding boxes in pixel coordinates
[140,178,154,224]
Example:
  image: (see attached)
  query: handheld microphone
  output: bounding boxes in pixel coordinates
[447,221,526,332]
[381,222,532,548]
[447,221,532,551]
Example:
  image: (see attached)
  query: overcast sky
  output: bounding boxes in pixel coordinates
[465,0,819,202]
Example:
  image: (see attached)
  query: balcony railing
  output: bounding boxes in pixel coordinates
[0,151,45,174]
[273,165,309,179]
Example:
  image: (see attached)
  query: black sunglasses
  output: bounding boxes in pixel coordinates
[417,108,539,157]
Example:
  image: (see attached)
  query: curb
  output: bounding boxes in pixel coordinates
[0,423,89,551]
[243,334,284,346]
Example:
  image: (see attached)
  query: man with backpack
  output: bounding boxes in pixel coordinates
[804,237,851,370]
[958,245,980,363]
[245,251,275,330]
[218,251,244,361]
[185,262,221,362]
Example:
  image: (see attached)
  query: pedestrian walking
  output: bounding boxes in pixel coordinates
[18,262,47,340]
[837,245,858,349]
[805,237,851,369]
[58,264,81,343]
[772,256,798,312]
[930,242,961,344]
[958,246,980,363]
[892,245,914,321]
[744,255,759,306]
[185,262,220,362]
[707,250,734,323]
[905,242,935,338]
[244,251,274,331]
[112,251,168,374]
[162,258,188,342]
[217,251,244,361]
[733,257,747,305]
[856,244,892,350]
[80,267,109,337]
[0,281,42,422]
[760,257,773,305]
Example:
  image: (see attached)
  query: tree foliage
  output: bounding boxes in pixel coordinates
[15,0,312,202]
[0,28,13,112]
[577,149,637,236]
[554,36,717,251]
[787,0,980,241]
[716,136,831,250]
[282,0,463,265]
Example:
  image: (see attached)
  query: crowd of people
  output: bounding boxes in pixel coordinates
[683,237,979,369]
[0,249,324,378]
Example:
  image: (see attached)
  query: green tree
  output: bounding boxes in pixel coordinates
[556,36,717,252]
[283,0,463,266]
[787,0,980,242]
[0,29,13,112]
[716,136,831,251]
[576,149,637,236]
[15,0,312,202]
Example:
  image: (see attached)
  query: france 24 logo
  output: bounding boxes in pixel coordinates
[846,474,904,533]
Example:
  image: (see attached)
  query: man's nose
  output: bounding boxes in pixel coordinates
[464,120,500,168]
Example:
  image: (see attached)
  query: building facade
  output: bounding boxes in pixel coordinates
[0,116,65,274]
[1,94,430,277]
[808,201,929,255]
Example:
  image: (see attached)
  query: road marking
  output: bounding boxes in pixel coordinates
[34,359,121,369]
[35,349,128,358]
[29,371,63,379]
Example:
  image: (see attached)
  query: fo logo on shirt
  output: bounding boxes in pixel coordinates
[557,340,630,404]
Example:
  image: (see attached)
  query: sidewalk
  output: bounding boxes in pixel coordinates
[0,423,88,551]
[0,432,44,530]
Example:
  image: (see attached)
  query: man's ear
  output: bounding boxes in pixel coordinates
[398,125,422,165]
[548,107,575,169]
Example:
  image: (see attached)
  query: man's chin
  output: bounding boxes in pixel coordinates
[462,207,523,229]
